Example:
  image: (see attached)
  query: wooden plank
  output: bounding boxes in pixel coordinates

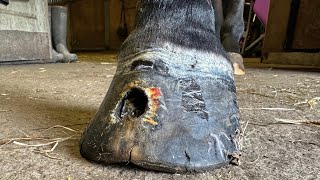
[108,0,122,49]
[69,0,106,51]
[292,0,320,49]
[262,0,291,53]
[244,58,320,70]
[263,52,320,66]
[108,0,138,50]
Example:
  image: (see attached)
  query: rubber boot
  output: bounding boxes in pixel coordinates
[51,6,77,62]
[48,6,64,62]
[51,49,64,62]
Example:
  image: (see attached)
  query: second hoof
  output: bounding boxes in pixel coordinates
[228,52,245,75]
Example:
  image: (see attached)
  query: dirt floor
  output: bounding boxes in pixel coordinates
[0,55,319,180]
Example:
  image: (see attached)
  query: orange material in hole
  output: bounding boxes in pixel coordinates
[144,87,162,125]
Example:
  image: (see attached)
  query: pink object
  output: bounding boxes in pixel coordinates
[253,0,270,25]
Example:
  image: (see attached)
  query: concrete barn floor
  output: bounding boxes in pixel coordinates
[0,54,319,180]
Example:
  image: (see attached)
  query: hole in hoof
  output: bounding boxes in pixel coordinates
[118,88,148,119]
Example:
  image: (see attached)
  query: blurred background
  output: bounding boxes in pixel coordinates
[0,0,319,66]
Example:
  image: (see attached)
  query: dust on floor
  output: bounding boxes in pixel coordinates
[0,60,319,180]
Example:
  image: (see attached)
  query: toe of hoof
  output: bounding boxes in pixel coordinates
[228,52,245,76]
[233,63,245,75]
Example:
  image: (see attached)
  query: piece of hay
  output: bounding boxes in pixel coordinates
[294,97,320,109]
[231,121,254,166]
[275,118,320,126]
[240,108,295,111]
[0,125,81,159]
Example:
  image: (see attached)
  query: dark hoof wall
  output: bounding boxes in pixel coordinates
[80,49,240,173]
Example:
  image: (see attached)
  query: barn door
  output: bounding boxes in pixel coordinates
[69,0,107,51]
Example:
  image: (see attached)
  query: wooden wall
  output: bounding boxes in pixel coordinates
[69,0,138,51]
[262,0,292,54]
[292,0,320,49]
[69,0,106,51]
[108,0,138,49]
